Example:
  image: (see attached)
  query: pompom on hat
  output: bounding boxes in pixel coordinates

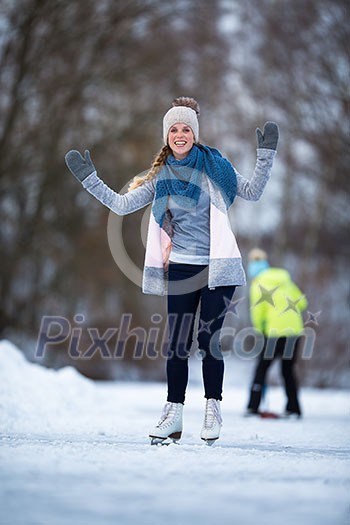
[163,97,200,144]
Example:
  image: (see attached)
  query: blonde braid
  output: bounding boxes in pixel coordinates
[128,145,171,191]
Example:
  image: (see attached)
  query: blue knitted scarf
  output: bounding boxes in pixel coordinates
[152,144,237,226]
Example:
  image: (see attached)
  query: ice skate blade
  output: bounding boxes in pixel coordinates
[150,437,180,446]
[201,438,218,447]
[149,430,181,446]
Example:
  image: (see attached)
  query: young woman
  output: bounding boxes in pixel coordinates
[65,97,279,445]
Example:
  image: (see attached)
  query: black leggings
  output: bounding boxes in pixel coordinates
[166,263,236,403]
[247,336,302,414]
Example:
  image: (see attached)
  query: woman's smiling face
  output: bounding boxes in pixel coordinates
[167,122,195,160]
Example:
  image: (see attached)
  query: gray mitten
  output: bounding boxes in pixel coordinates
[256,122,279,150]
[65,149,96,182]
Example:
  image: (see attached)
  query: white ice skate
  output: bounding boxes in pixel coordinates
[149,402,183,445]
[200,399,222,446]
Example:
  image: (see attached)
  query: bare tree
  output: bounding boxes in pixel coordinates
[222,0,350,386]
[0,0,229,378]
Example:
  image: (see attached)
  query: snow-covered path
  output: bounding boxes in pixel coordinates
[0,341,349,525]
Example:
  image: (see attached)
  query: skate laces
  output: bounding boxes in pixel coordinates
[157,402,179,428]
[204,399,222,428]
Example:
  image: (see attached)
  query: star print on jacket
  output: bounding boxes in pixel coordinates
[255,285,279,307]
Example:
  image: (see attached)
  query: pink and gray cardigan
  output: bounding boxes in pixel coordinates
[81,148,276,295]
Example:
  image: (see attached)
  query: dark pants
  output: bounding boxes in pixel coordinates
[247,336,302,415]
[166,263,236,404]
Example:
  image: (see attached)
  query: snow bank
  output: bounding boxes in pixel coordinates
[1,340,349,525]
[1,338,349,436]
[0,339,95,433]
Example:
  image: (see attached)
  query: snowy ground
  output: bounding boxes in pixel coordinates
[0,340,349,525]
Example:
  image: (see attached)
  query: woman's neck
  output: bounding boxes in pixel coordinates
[172,151,190,160]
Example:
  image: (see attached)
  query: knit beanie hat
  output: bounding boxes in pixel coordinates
[163,97,200,144]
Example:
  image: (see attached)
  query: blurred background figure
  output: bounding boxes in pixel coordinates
[245,248,308,418]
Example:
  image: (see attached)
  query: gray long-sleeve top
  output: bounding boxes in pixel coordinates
[81,148,276,217]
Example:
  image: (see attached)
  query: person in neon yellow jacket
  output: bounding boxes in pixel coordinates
[245,248,308,418]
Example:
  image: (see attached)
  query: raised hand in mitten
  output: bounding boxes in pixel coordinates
[65,149,96,182]
[256,122,279,151]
